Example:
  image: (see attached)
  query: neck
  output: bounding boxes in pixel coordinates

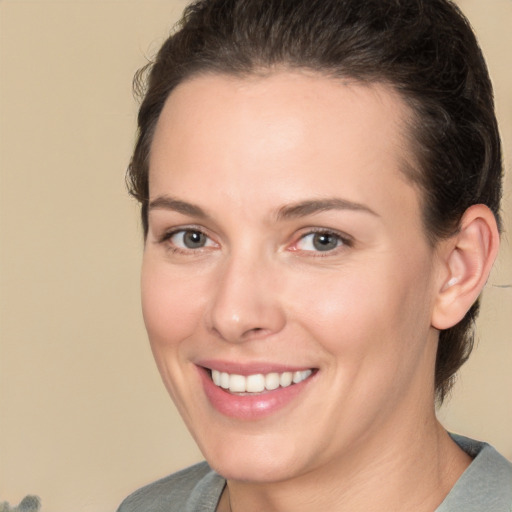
[220,416,471,512]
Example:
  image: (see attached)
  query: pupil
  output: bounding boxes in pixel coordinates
[184,231,205,248]
[313,233,337,251]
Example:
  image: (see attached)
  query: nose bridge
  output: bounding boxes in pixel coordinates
[206,246,285,343]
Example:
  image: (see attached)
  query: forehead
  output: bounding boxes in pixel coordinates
[149,71,420,224]
[152,71,414,156]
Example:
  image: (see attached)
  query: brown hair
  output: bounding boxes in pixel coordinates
[128,0,503,402]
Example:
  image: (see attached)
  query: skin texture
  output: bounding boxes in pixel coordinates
[142,71,497,511]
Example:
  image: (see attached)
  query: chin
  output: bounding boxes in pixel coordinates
[210,455,301,483]
[197,430,308,483]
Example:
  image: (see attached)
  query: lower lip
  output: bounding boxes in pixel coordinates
[198,367,315,420]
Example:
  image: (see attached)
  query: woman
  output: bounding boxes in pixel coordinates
[118,0,512,510]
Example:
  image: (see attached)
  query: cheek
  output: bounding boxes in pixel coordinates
[285,266,385,338]
[140,258,207,352]
[286,256,434,358]
[290,262,436,427]
[140,258,213,416]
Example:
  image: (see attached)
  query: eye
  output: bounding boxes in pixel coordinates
[166,229,216,250]
[294,231,349,253]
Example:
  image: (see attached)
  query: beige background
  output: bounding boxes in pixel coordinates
[0,1,510,511]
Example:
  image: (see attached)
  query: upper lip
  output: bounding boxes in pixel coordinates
[197,359,316,376]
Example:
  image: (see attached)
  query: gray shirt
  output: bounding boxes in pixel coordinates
[117,435,512,511]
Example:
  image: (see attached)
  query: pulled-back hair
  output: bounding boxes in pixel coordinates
[128,0,503,402]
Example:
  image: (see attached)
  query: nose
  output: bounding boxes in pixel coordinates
[205,253,286,343]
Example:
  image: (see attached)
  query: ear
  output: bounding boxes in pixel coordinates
[431,204,500,330]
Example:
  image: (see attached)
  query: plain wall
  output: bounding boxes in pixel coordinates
[0,1,510,511]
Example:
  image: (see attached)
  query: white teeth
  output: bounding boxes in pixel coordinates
[265,373,280,391]
[293,370,312,383]
[246,374,265,393]
[279,372,293,387]
[210,369,313,393]
[220,371,230,389]
[229,374,246,393]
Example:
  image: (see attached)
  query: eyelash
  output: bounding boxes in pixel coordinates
[291,228,353,256]
[157,226,216,255]
[156,226,353,256]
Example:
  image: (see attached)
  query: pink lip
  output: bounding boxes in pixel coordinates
[196,363,316,421]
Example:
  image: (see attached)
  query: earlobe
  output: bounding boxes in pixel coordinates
[432,204,500,330]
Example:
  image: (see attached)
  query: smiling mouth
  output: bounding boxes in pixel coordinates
[208,369,315,394]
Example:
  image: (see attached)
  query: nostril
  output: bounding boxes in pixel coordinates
[242,326,267,338]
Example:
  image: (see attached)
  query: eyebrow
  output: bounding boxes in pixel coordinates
[148,195,378,221]
[276,198,378,220]
[148,196,210,219]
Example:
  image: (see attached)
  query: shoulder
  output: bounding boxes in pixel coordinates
[117,461,226,512]
[436,434,512,512]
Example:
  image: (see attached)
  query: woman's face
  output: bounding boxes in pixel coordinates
[142,71,444,482]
